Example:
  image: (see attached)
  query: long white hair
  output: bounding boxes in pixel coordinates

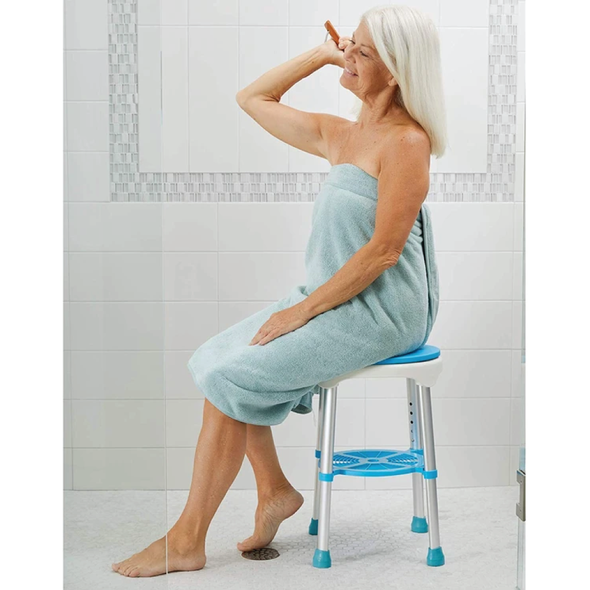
[349,4,448,158]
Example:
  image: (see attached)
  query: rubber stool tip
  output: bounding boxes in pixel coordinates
[411,516,428,533]
[427,546,445,567]
[313,549,332,568]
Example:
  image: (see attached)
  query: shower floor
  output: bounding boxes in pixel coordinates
[65,486,519,589]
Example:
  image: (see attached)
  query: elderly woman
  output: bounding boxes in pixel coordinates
[112,4,445,577]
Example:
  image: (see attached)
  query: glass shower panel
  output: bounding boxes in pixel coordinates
[63,0,168,587]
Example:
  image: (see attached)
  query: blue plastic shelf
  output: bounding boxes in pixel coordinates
[318,448,426,478]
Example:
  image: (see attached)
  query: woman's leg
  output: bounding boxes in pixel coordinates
[237,424,305,551]
[112,398,247,577]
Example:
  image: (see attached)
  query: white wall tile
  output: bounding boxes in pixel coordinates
[438,28,489,172]
[137,0,161,25]
[72,400,166,447]
[239,27,289,172]
[163,252,218,300]
[64,350,71,400]
[69,252,163,301]
[340,0,440,27]
[428,203,514,252]
[69,302,164,350]
[429,301,513,349]
[437,252,513,300]
[289,0,338,26]
[64,400,72,447]
[440,0,489,27]
[166,399,204,447]
[164,302,219,350]
[516,102,524,152]
[66,103,109,152]
[68,203,162,252]
[64,448,73,490]
[512,251,523,300]
[513,203,523,251]
[512,300,523,350]
[67,152,110,202]
[165,351,206,399]
[64,252,70,302]
[162,26,189,171]
[219,252,306,300]
[189,0,238,25]
[163,203,218,251]
[432,398,511,446]
[239,0,288,26]
[510,397,525,446]
[162,0,188,25]
[70,351,164,400]
[64,203,69,251]
[73,448,166,490]
[65,0,108,50]
[515,152,524,202]
[367,446,511,488]
[219,203,313,251]
[367,350,512,399]
[366,399,412,448]
[65,51,108,101]
[511,349,525,399]
[188,27,239,172]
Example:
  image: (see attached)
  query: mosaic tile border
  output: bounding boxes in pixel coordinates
[108,0,519,203]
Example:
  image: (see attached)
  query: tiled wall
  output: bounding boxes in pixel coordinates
[64,0,525,490]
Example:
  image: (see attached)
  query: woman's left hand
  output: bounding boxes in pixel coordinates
[249,306,311,346]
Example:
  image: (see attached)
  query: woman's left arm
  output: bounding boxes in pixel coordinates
[297,130,431,321]
[249,131,430,345]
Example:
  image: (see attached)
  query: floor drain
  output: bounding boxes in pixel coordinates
[241,547,280,561]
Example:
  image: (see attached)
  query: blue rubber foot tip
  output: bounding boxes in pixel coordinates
[427,546,445,567]
[411,516,428,533]
[313,549,332,568]
[308,518,318,536]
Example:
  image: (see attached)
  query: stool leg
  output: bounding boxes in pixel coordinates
[313,385,337,569]
[416,384,445,567]
[406,378,428,534]
[308,387,325,536]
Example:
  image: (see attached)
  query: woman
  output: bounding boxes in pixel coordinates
[112,4,445,577]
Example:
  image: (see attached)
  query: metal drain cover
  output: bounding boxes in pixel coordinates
[241,547,280,561]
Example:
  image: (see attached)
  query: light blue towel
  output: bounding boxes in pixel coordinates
[187,163,439,426]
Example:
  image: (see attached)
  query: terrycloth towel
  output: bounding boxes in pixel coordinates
[187,163,440,426]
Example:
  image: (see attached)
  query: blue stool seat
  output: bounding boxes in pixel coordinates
[373,344,441,365]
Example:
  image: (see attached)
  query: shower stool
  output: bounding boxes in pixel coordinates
[308,344,445,569]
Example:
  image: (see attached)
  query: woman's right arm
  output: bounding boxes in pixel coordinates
[235,42,346,158]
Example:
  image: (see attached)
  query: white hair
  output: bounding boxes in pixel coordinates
[349,4,448,158]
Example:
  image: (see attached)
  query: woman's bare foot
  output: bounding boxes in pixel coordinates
[237,485,304,552]
[111,528,206,577]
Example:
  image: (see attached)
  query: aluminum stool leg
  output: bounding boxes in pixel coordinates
[416,384,445,567]
[406,378,428,533]
[309,387,325,536]
[313,385,337,568]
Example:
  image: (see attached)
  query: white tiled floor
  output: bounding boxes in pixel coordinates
[65,486,519,589]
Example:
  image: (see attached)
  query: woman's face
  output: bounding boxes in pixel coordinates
[341,21,395,95]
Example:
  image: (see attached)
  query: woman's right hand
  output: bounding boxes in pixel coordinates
[320,35,353,67]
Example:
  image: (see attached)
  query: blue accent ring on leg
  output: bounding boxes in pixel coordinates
[313,548,332,568]
[411,516,428,533]
[427,546,445,567]
[308,518,318,535]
